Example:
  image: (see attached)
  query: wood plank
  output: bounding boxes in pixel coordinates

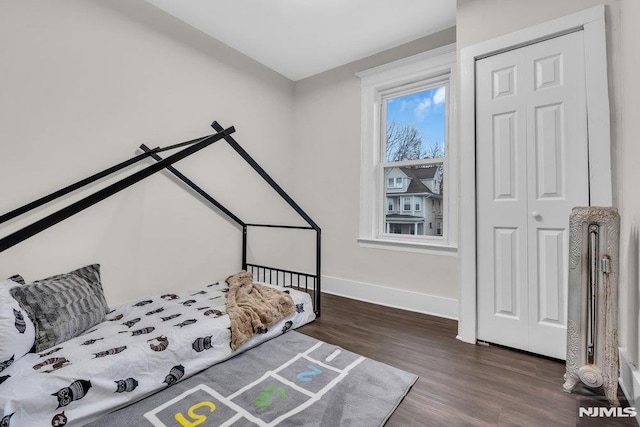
[299,293,635,426]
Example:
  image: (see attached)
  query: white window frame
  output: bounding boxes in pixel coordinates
[402,197,411,212]
[357,44,457,255]
[386,176,403,189]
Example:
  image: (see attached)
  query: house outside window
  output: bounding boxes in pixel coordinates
[357,44,457,254]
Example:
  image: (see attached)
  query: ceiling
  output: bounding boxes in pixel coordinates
[144,0,456,81]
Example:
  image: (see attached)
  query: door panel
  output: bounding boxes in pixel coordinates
[526,31,588,359]
[494,227,520,317]
[477,47,529,351]
[477,31,588,359]
[535,103,564,199]
[534,53,562,91]
[493,66,516,99]
[536,228,564,324]
[493,112,518,200]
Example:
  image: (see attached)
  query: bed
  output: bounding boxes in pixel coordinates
[0,122,321,427]
[0,270,315,426]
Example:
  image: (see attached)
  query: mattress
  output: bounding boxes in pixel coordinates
[0,280,315,427]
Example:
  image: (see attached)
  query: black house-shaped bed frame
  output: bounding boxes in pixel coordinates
[0,121,321,315]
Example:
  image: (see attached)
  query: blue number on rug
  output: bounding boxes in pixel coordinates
[254,386,286,407]
[296,365,322,382]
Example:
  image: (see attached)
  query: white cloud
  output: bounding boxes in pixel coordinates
[414,97,431,121]
[433,86,446,105]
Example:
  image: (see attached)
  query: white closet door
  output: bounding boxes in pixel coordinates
[476,31,589,359]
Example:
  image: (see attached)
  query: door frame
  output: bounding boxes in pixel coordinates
[458,5,612,344]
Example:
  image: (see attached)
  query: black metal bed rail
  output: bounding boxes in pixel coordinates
[210,121,320,232]
[246,263,319,316]
[245,224,314,230]
[0,127,234,254]
[147,121,322,315]
[211,121,321,316]
[0,133,215,225]
[0,120,321,316]
[246,263,316,289]
[139,144,246,228]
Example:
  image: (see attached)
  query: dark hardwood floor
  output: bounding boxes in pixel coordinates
[298,293,635,426]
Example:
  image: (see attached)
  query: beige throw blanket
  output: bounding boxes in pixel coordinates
[225,271,295,350]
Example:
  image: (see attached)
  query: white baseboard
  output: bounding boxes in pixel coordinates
[321,275,458,320]
[619,347,640,425]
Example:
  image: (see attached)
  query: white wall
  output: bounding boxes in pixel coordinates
[618,0,640,410]
[291,28,459,316]
[0,0,297,304]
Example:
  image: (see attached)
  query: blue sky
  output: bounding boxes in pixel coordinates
[385,85,446,157]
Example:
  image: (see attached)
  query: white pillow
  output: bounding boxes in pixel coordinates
[0,278,35,370]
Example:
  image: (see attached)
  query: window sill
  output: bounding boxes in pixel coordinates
[357,237,458,256]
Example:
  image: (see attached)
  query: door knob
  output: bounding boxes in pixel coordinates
[532,211,542,220]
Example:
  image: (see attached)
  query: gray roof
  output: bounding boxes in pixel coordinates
[399,166,439,195]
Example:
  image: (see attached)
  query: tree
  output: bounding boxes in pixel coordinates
[386,121,424,161]
[424,140,444,159]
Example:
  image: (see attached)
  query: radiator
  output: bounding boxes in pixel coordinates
[563,207,620,406]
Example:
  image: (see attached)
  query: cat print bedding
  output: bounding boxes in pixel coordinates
[0,279,315,427]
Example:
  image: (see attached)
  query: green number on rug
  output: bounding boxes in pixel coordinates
[174,401,216,427]
[254,386,287,407]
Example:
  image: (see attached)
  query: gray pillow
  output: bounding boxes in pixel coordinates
[10,264,108,352]
[7,274,25,285]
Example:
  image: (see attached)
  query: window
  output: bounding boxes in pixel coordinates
[387,177,403,189]
[357,44,457,254]
[403,197,411,211]
[387,198,393,212]
[384,82,447,234]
